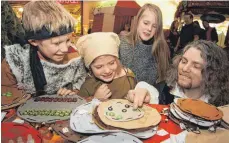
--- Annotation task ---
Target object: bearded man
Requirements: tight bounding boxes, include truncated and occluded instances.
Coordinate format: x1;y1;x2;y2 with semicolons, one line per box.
127;40;229;107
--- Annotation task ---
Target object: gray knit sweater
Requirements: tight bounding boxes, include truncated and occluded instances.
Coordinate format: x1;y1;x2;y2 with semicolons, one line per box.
4;44;87;94
119;38;158;85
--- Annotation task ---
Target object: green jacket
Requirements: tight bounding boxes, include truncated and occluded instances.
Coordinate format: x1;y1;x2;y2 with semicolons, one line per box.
79;69;136;99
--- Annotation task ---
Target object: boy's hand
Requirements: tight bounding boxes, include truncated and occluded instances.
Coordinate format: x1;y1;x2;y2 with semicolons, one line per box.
57;88;76;96
94;84;112;101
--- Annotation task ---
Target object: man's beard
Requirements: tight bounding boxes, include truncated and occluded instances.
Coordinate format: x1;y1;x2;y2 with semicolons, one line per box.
178;81;192;89
177;76;192;89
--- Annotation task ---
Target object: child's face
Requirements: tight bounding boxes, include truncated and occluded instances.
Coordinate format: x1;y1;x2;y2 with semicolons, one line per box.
90;55;118;82
137;9;157;41
31;33;72;64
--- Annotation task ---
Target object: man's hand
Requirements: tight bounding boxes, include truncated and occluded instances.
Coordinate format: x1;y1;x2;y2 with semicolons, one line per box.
94;84;112;101
57;88;76;96
126;88;150;109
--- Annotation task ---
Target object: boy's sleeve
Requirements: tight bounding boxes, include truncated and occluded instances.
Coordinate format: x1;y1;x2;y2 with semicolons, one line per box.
1;59;18;87
72;58;87;90
1;59;26;100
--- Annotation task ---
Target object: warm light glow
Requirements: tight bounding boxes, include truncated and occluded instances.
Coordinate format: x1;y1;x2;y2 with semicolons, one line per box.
97;0;117;7
135;0;228;47
18;7;23;12
136;1;228;35
136;0;180;29
208;20;229;47
209;21;229;35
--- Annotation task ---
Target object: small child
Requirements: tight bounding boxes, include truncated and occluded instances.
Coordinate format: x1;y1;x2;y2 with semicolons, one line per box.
77;32;136;101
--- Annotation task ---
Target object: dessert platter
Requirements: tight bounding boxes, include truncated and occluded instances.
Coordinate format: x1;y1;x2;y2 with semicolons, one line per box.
17;94;86;123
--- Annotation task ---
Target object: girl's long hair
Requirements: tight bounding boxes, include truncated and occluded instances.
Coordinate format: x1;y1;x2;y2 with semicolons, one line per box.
126;3;170;82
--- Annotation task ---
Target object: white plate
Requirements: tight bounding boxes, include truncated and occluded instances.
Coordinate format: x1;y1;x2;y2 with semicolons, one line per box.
70;99;157;139
78;132;143;143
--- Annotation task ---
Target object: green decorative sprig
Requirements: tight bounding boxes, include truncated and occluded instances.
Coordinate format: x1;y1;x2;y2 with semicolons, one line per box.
2;92;12;97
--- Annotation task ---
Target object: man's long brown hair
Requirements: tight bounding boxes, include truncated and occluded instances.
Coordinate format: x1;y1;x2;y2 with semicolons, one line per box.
166;40;229;106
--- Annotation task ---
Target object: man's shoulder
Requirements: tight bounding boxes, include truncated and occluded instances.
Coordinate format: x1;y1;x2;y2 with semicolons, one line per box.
120;36;131;46
180;25;188;33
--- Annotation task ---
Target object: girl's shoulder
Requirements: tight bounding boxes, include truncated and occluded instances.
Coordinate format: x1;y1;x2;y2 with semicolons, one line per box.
120;36;131;45
126;68;135;78
119;37;133;51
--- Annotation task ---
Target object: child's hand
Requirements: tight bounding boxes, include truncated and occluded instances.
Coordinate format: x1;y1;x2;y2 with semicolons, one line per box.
57;88;76;97
94;84;112;101
126;88;150;109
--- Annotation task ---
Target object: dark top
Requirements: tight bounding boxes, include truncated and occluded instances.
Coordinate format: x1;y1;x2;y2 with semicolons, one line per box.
224;46;229;61
180;23;197;49
205;27;218;43
194;27;206;40
154;81;174;105
168;30;180;47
